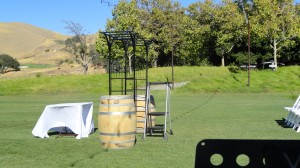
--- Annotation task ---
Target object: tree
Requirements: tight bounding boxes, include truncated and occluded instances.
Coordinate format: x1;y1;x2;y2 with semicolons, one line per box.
187;0;219;66
103;0;187;67
107;0;142;73
136;0;186;66
64;21;95;75
99;0;300;67
187;0;244;66
213;0;244;66
251;0;300;70
0;54;20;74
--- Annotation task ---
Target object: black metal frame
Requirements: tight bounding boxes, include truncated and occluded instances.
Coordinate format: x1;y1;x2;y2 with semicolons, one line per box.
195;139;300;167
101;31;151;100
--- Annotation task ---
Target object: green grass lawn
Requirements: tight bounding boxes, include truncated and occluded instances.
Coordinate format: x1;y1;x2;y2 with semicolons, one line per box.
0;66;299;167
0;92;298;168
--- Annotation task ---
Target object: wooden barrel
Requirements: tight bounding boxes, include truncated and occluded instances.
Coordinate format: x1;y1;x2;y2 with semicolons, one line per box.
136;95;156;133
99;95;136;149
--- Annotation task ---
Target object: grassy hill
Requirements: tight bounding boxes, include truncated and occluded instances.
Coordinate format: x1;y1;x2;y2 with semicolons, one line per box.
0;66;299;96
0;22;69;64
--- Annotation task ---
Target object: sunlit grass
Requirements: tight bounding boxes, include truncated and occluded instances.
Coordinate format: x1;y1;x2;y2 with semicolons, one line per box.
0;66;299;96
0;74;109;96
0;93;298;167
0;66;300;167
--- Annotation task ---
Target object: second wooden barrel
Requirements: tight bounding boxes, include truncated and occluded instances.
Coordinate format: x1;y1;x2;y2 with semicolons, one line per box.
99;95;136;149
136;95;156;133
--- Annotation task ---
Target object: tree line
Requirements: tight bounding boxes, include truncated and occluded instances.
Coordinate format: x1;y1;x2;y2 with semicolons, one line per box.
96;0;300;69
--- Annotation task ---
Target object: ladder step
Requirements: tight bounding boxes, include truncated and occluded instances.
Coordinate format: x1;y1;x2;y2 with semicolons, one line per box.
148;112;166;116
147;126;164;130
135;99;146;101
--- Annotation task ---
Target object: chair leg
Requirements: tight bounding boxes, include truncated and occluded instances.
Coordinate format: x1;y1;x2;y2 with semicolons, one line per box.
297;126;300;132
293;115;300;130
289;113;296;127
285;111;292;123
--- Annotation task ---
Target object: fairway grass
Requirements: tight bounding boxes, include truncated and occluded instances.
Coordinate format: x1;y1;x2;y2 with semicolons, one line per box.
0;92;299;167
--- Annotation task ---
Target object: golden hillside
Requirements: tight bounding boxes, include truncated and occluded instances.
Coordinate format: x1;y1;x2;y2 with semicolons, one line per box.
0;22;70;64
0;22;103;78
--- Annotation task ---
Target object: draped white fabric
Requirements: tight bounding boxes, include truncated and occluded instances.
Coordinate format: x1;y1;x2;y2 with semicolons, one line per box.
32;102;94;139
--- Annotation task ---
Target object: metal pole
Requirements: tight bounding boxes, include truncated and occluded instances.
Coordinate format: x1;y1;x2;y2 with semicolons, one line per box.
247;18;251;87
239;0;252;87
103;33;113;95
171;47;174;89
171;25;175;90
108;44;112;94
131;32;136;99
145;41;149;94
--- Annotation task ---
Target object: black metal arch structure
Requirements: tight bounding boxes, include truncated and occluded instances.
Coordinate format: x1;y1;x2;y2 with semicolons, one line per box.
102;31;151;99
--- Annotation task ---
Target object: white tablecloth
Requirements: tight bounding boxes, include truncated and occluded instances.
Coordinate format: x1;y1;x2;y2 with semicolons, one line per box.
32;102;94;139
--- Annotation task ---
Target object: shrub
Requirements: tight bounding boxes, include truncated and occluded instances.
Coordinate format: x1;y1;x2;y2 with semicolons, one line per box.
55;59;64;67
35;72;42;78
228;64;240;73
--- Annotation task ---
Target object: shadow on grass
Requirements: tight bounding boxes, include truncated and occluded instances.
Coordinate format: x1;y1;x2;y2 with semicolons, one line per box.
47;131;77;138
275;118;291;128
47;128;98;138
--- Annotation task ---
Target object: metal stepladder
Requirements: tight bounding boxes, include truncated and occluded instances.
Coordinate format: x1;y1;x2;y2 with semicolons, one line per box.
142;81;173;140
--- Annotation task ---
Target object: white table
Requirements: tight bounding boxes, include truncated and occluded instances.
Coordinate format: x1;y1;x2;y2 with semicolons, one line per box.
32;102;94;139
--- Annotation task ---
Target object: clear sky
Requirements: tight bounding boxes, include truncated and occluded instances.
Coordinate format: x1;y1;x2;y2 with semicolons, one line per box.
0;0;299;35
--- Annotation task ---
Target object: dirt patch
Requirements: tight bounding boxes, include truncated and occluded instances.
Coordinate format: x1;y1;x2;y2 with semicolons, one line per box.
0;65;106;79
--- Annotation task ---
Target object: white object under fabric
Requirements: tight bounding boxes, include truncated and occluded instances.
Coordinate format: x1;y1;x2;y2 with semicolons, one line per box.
32;102;94;139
